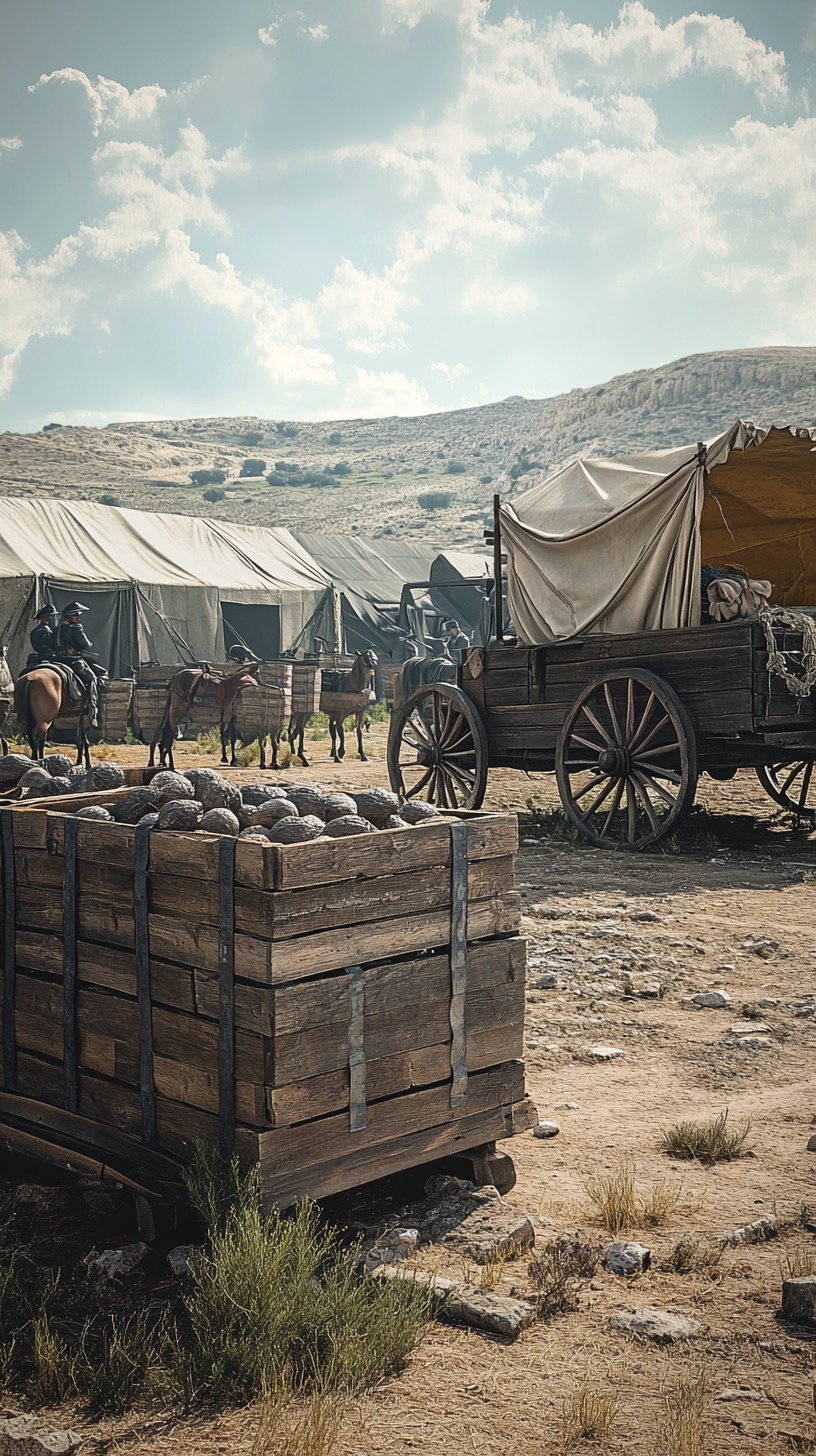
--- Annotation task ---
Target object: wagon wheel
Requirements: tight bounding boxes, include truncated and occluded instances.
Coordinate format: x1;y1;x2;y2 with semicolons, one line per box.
387;683;488;810
756;760;816;816
555;668;698;850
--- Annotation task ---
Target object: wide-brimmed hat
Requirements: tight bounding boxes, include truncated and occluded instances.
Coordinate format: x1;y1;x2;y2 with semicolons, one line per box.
61;601;89;615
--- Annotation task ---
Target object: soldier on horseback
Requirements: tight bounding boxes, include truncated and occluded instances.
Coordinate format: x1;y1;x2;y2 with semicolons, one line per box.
26;604;58;668
54;602;101;727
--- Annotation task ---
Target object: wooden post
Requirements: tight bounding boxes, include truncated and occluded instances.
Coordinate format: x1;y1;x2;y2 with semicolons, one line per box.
493;494;504;644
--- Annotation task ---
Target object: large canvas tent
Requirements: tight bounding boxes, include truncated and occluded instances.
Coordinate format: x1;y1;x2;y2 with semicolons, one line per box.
502;422;816;645
293;533;438;658
0;500;338;678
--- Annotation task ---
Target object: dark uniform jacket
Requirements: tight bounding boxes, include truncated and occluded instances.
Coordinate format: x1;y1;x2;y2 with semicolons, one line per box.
30;624;56;660
56;621;93;657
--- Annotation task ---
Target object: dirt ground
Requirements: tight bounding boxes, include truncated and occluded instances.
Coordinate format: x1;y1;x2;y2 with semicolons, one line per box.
4;726;816;1454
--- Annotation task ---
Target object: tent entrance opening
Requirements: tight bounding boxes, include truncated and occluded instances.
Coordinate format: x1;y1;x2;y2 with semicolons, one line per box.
221;602;280;660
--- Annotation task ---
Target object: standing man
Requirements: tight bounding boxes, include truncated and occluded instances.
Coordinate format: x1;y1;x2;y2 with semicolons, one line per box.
26;604;58;668
442;619;470;652
54;602;100;727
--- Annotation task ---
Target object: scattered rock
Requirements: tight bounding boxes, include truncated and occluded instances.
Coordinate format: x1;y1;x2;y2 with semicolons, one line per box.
635;981;662;998
744;937;778;958
757;997;779;1008
807;1135;816;1153
365;1228;420;1269
167;1244;201;1276
781;1275;816;1326
631;910;660;922
728;1021;772;1035
416;1177;534;1264
0;1414;84;1453
605;1241;651;1275
715;1388;765;1402
555;1101;579;1110
738;1034;772;1048
535;972;559;989
533;1121;561;1139
373;1266;536;1337
691;989;732;1008
722;1215;778;1246
89;1242;148;1279
609;1307;703;1342
587;1045;625;1060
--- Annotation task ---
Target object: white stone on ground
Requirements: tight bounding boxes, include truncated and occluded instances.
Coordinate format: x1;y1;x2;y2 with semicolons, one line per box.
606;1241;651;1275
691;989;732;1008
0;1415;84;1453
609;1307;703;1342
90;1242;148;1279
533;1121;561;1139
587;1045;625;1060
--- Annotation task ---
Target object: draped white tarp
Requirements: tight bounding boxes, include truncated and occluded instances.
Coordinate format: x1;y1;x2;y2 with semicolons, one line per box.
502;421;816;644
0;500;337;676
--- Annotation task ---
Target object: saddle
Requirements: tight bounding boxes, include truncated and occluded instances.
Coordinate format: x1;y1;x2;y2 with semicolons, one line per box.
24;660;86;704
185;667;257;713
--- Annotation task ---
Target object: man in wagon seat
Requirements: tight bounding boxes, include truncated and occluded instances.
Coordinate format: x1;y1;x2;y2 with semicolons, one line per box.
53;602;102;727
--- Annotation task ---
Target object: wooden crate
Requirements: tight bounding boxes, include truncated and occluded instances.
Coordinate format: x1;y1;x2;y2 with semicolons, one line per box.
291;663;321;718
0;793;533;1207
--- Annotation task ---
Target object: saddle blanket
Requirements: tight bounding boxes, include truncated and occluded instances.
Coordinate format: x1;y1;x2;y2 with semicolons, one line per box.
21;661;85;703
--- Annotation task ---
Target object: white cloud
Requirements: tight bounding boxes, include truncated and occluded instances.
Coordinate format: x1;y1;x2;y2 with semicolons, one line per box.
344;367;433;416
29;69;167;135
0;231;83;397
300;23;329;42
431;360;469;381
258;23;278;46
317;259;409;352
0;137;22;154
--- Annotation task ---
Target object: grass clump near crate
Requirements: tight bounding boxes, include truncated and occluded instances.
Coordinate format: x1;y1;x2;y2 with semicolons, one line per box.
584;1162;682;1234
668;1237;723;1276
782;1245;816;1278
661;1109;752;1164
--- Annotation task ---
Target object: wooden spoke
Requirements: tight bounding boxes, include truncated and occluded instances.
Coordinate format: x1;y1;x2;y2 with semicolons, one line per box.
633;766;676;811
630;772;659;833
403;766;434;800
604;681;622;746
799;762;814;810
641;764;683;786
576;775;618;822
626;777;637;843
570;731;607;754
635;742;683;760
580;702;614;746
625;677;634;741
627;691;656;753
600;778;625;840
630;712;671;757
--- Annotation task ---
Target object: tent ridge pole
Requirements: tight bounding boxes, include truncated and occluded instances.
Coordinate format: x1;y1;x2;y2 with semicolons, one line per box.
493;493;504;644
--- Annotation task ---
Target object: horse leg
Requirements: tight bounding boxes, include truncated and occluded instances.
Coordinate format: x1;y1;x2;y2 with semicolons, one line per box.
1;737;7;756
161;706;176;772
336;717;346;761
268;733;278;771
220;716;229;764
328;717;337;762
357;712;368;762
230;725;239;769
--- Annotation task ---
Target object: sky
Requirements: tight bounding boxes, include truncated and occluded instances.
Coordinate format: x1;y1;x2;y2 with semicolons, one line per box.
1;0;815;432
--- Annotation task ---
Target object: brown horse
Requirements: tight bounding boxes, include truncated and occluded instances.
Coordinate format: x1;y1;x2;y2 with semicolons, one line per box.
149;660;270;770
287;649;378;765
13;668;92;767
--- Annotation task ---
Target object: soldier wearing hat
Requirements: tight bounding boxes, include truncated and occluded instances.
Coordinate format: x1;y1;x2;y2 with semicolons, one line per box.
442;618;470;651
54;602;100;726
26;604;58;669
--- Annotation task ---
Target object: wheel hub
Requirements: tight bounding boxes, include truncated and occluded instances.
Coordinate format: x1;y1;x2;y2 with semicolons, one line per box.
416;745;438;767
598;744;631;776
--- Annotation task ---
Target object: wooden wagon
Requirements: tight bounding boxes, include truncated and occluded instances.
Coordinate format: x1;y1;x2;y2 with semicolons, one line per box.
388;426;816;849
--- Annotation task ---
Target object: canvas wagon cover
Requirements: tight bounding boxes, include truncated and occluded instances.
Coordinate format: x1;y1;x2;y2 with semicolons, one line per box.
502;421;816;644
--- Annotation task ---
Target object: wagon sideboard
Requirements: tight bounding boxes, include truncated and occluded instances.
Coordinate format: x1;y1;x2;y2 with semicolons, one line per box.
462;620;816;771
0;796;535;1208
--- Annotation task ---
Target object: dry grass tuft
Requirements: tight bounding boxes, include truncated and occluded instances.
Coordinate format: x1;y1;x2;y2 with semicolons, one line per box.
782;1245;816;1279
254;1385;343;1456
584;1165;640;1234
93;742;120;761
668;1237;723;1276
562;1385;619;1447
655;1371;709;1456
661;1109;752;1164
584;1162;682;1233
527;1238;601;1319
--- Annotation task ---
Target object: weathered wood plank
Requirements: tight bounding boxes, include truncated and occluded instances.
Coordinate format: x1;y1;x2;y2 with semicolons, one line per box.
267;1023;522;1127
271;814;516;891
261;1092;537;1209
258;1061;526;1177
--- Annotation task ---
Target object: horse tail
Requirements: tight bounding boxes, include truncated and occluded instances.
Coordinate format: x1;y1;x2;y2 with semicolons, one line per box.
22;677;35;747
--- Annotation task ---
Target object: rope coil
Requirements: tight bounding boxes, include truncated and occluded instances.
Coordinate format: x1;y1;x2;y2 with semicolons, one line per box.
758;605;816;699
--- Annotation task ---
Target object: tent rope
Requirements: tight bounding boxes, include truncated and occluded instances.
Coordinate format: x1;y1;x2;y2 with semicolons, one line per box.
758;605;816;700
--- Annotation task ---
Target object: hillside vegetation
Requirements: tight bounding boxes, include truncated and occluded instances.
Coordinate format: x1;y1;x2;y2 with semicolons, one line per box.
1;348;813;548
